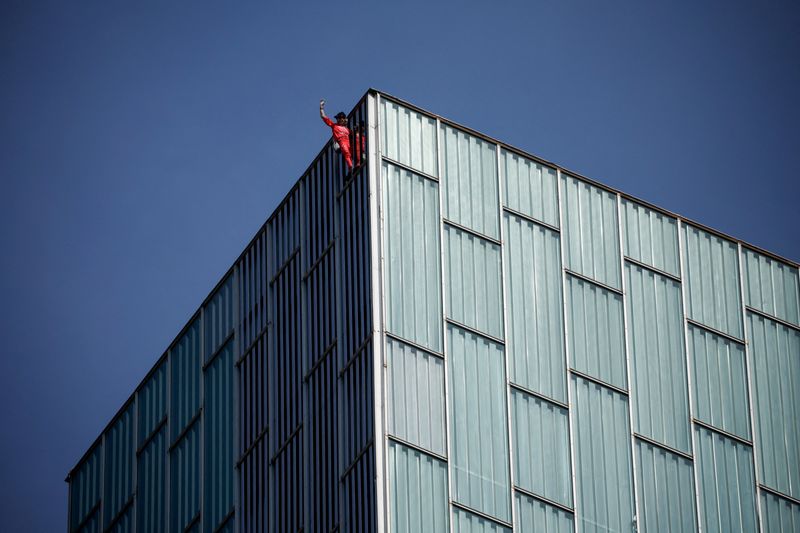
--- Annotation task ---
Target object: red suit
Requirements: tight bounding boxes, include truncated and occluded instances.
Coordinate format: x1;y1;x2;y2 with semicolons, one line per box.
322;116;352;169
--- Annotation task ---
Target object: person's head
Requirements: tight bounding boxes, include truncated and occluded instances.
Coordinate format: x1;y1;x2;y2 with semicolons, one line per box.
335;112;347;125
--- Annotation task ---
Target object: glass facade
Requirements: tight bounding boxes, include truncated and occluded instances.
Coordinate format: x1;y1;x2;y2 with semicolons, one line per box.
68;91;800;533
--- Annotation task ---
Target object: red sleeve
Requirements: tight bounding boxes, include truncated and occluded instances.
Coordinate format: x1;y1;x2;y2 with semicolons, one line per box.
322;116;334;127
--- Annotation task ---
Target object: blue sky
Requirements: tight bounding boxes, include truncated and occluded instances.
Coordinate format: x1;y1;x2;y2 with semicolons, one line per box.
1;1;798;530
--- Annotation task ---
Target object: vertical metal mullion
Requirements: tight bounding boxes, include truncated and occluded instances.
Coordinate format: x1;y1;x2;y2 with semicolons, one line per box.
495;143;516;528
677;218;705;532
332;137;345;531
199;306;205;533
166;347;172;533
369;93;389;533
132;390;139;533
100;433;106;530
556;169;579;533
233;264;241;533
737;242;765;533
67;467;73;532
435;117;455;533
616;193;641;533
301;177;311;532
266;222;275;533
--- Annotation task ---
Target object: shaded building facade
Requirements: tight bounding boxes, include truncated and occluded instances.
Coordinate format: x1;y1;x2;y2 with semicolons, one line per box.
68;90;800;532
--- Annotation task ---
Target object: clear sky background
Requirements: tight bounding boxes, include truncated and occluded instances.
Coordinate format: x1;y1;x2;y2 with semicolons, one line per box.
1;1;798;530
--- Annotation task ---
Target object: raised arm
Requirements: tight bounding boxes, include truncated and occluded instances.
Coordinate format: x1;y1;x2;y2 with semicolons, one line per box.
320;99;333;126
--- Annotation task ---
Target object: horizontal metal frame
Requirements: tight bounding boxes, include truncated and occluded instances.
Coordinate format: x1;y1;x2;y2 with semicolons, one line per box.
513;485;574;515
569;367;629;397
442;218;502;247
693;417;753;447
624;255;681;283
633;432;693;461
508;381;569;410
338;334;372;378
381;156;439;183
168;407;203;453
269;423;302;465
269;246;300;285
74;500;100;533
234;321;270;368
183;511;201;533
685;318;745;345
212;507;235;533
235;426;268;469
103;494;134;533
450;501;512;530
202;332;235;372
335;163;369;201
445;317;505;346
136;415;168;457
386;434;448;463
372;89;799;269
759;483;800;506
303;339;337;382
385;331;444;360
339;439;374;482
502;205;560;234
302;239;335;281
564;268;623;296
746;306;800;332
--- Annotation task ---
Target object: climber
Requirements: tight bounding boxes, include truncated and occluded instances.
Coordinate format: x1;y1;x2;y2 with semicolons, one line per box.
319;99;352;170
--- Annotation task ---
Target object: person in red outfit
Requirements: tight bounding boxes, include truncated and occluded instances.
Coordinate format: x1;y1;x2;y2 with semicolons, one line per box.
354;121;366;166
319;100;352;169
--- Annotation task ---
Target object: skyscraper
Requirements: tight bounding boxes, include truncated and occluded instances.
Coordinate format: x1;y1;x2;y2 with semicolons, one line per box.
67;89;800;533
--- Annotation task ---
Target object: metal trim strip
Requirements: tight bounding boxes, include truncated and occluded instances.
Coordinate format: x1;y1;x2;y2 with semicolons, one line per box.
235;426;268;469
693;418;753;448
568;368;629;397
302;339;337;382
513;486;575;514
202;332;235;372
168;408;202;454
337;334;371;378
677;218;704;531
738;242;766;532
386;435;448;463
268;247;300;286
624;255;681;283
136;415;168;457
444;318;505;346
502;206;560;234
212;507;235;533
74;500;101;533
686;318;745;345
301;239;335;281
339;439;374;482
381;156;439;183
508;382;570;410
102;495;134;533
385;331;444;360
442;218;503;247
617;193;641;532
268;423;302;465
746;305;800;332
759;484;800;506
556;168;580;533
450;501;513;529
564;269;624;296
633;433;694;461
